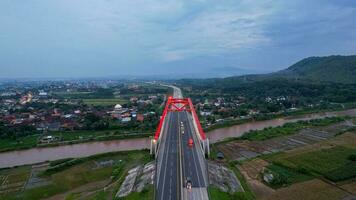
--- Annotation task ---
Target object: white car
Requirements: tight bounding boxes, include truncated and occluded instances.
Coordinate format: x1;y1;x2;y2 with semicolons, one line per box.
186;177;192;190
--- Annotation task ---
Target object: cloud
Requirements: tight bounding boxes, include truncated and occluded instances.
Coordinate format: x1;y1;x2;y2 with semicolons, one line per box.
0;0;356;77
151;1;276;62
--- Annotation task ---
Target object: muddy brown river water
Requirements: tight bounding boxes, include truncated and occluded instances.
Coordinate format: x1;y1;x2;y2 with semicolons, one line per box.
0;109;355;169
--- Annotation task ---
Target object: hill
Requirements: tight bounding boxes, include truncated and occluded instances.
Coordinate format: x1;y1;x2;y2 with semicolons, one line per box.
273;55;356;83
216;55;356;85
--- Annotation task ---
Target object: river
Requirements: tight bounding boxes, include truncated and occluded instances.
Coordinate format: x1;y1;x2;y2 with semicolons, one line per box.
0;138;150;169
0;109;355;169
208;109;356;143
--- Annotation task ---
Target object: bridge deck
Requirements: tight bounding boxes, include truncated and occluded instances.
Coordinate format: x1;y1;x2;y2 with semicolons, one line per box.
155;86;208;200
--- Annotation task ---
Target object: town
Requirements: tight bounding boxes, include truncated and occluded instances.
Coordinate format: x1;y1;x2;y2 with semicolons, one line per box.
0;81;167;150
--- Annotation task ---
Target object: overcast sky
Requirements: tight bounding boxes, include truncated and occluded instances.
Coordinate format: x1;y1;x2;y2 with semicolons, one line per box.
1;0;356;78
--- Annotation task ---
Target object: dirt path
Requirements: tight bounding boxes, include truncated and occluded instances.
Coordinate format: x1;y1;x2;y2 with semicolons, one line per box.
237;164;274;199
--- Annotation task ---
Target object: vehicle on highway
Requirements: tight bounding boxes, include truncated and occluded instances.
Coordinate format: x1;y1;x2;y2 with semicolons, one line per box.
186;177;192;190
188;138;194;147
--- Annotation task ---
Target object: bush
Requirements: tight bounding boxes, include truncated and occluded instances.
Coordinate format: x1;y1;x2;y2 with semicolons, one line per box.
43;158;87;175
348;154;356;161
112;162;124;179
49;158;73;167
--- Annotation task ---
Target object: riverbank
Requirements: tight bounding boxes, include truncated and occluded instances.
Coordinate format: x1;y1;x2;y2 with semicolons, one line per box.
0;131;151;153
0;138;150;169
0;108;355;169
0;150;152;200
204;104;356;133
207;108;356;143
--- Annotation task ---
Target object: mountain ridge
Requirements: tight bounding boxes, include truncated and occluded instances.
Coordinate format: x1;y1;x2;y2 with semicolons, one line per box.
221;55;356;84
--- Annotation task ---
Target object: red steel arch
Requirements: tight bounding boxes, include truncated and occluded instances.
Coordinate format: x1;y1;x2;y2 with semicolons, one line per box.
154;97;206;140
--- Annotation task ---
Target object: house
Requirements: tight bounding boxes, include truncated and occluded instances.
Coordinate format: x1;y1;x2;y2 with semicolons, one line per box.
136;114;144;122
130;97;138;102
263;173;274;183
38;90;48;97
40;135;56;143
216;152;224;159
114;104;123;111
200;111;212;116
121;117;131;123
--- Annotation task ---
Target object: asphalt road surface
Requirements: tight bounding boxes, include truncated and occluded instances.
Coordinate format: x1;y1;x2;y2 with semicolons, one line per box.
155;85;208;200
156;112;181;200
180;111;209;200
180;111;208;188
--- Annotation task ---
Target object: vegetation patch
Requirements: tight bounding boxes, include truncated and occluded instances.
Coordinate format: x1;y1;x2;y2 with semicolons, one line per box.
263;164;311;188
0;150;152;200
82;98;128;106
325;162;356;182
241;116;347;141
208;186;253;200
270;146;356;182
116;185;154;200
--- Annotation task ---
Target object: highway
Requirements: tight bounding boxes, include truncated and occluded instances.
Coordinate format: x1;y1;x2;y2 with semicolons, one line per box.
155;85;208;200
156;112;180;200
180;111;209;199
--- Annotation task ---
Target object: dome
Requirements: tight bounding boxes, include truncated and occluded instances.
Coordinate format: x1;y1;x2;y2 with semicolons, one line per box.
114;104;122;109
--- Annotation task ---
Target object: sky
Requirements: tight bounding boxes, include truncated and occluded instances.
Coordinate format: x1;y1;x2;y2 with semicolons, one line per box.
0;0;356;78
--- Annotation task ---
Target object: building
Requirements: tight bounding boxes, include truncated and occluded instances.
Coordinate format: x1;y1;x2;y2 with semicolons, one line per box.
136;114;144;122
121;117;131;123
114;104;123;111
263;173;274;183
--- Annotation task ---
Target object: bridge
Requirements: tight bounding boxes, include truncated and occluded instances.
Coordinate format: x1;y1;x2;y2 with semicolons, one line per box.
151;86;210;200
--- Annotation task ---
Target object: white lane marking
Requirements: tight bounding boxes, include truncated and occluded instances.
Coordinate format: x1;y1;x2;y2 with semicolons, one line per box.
156;113;171;188
186;112;206;184
160;113;173;200
185;112;206;199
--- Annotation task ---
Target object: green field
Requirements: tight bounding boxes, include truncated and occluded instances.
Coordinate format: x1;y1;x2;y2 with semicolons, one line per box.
269;146;356;182
118;185;154;200
264;164;311;188
82;98;128;106
0;130;150;152
208;186;233;200
208;186;253;200
0;135;39;152
48;130;114;141
0;150;152;200
241;116;347;141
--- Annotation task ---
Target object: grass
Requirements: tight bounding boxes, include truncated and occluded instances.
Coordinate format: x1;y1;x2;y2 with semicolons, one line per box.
0;135;39;152
264;164;311;188
326;162;356;182
0;150;152;200
208;186;233;200
116;185;154;200
241;116;347;141
48;130;113;141
88;191;109;200
228;162;255;200
82;98;128;106
0;130;150;152
204;105;356;133
208;185;255;200
268;146;356;182
0;166;31;185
